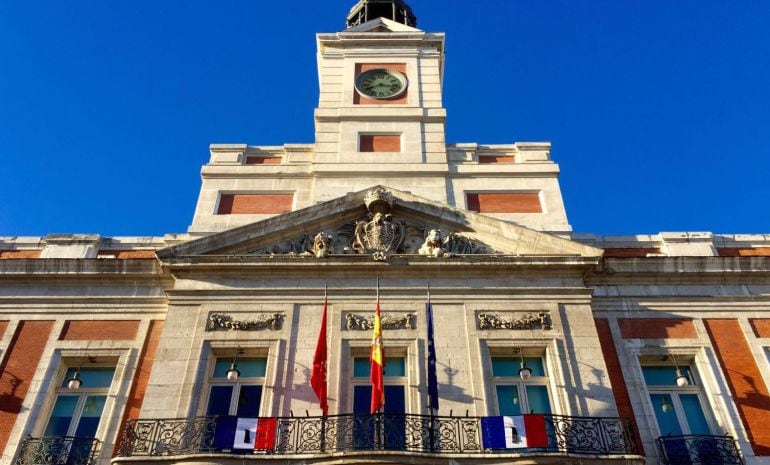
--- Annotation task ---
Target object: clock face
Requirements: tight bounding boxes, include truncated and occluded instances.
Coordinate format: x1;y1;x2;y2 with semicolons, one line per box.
355;68;408;100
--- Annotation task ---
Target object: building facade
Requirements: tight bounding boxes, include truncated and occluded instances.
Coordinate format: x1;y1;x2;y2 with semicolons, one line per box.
2;2;770;465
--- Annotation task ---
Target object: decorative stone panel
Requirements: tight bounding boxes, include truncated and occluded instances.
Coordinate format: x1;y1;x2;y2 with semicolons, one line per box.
345;312;416;331
476;312;552;330
206;312;284;331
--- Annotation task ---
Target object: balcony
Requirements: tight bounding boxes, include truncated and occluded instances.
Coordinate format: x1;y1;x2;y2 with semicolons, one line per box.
14;436;101;465
116;413;641;464
658;434;743;465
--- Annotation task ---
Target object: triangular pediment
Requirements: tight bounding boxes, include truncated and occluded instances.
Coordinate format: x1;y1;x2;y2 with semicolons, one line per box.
344;17;423;33
157;186;601;261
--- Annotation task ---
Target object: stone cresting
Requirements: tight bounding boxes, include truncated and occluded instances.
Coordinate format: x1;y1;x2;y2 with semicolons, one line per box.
250;188;494;259
477;312;552;330
345;312;416;330
206;313;284;331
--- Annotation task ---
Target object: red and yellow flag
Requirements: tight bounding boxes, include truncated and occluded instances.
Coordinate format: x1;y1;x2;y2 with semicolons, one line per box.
370;295;385;413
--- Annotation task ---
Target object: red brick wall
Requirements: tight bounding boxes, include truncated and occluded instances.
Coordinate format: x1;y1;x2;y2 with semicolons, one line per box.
718;248;770;257
217;194;293;215
359;134;401;152
245;156;282;165
59;320;140;341
750;319;770;338
0;321;7;339
96;250;156;259
0;250;41;259
705;319;770;455
594;318;645;455
114;320;164;456
354;63;408;105
0;321;54;455
466;193;542;213
603;248;662;258
479;155;515;163
618;318;698;339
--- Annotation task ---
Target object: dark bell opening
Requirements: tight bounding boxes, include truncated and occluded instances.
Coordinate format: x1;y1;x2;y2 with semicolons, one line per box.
346;0;417;28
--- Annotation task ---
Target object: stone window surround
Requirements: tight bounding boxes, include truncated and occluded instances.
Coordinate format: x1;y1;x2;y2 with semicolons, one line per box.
201;344;272;418
30;348;130;443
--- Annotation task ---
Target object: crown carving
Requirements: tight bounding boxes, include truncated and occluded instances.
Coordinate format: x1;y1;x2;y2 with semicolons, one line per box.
364;187;394;214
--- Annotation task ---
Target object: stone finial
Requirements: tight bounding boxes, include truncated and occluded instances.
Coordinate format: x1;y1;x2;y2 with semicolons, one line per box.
364;187;394;215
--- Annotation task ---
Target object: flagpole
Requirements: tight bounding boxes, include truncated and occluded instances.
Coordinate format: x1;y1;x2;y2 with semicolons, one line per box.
321;283;327;452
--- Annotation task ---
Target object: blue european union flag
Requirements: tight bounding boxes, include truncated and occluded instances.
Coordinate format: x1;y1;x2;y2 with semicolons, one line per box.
426;302;439;412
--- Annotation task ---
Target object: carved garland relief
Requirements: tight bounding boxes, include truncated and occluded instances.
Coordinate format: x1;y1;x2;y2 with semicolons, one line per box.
207;313;284;331
345;312;416;331
476;312;552;331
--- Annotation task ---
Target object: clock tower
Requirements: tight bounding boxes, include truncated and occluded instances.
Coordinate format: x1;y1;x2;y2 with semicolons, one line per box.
311;0;449;205
190;0;572;235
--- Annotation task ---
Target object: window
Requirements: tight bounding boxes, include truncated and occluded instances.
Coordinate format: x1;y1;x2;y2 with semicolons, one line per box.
491;354;552;415
206;357;266;417
642;364;713;436
44;366;115;438
351;356;407;450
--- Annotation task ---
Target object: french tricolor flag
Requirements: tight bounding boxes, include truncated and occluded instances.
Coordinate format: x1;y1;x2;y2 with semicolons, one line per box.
481;415;549;449
213;417;277;451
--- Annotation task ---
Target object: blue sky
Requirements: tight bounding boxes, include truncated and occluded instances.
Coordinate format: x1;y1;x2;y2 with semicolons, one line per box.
1;1;769;236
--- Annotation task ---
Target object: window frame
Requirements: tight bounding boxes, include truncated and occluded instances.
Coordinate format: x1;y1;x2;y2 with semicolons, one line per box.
350;349;408;413
489;348;553;416
640;359;716;436
205;354;268;417
43;364;116;438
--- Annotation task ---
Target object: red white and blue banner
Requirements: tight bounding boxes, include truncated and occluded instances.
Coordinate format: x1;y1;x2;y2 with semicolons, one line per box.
481;415;549;449
214;416;277;451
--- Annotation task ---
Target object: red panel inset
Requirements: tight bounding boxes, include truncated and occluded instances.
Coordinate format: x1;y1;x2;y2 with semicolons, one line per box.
594;318;645;455
60;320;140;341
114;320;165;456
618;318;698;339
466;193;542;213
603;248;662;258
217;194;293;215
705;319;770;455
750;319;770;338
718;248;770;257
359;134;401;152
479;155;515;164
245;157;282;165
0;321;54;455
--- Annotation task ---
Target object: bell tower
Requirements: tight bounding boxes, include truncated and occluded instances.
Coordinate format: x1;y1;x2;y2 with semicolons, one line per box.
311;0;449;204
346;0;417;28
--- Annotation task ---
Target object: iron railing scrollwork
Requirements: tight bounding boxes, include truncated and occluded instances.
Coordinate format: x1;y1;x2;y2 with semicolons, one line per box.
546;415;637;455
118;416;218;456
658;434;743;465
119;413;638;457
14;436;101;465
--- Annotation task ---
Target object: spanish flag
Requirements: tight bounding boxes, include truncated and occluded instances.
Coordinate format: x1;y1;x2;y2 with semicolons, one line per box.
370;293;385;413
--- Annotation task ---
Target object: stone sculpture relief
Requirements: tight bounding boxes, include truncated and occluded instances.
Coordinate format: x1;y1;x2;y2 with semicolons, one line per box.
207;312;284;331
249;187;494;259
346;312;416;330
477;312;552;331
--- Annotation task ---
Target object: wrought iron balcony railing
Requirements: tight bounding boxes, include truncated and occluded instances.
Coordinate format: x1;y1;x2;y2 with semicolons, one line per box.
14;435;101;465
119;413;638;457
658;434;743;465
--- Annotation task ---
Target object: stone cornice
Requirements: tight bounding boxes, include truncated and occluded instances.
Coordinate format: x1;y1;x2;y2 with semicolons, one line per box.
588;256;770;283
0;258;164;277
